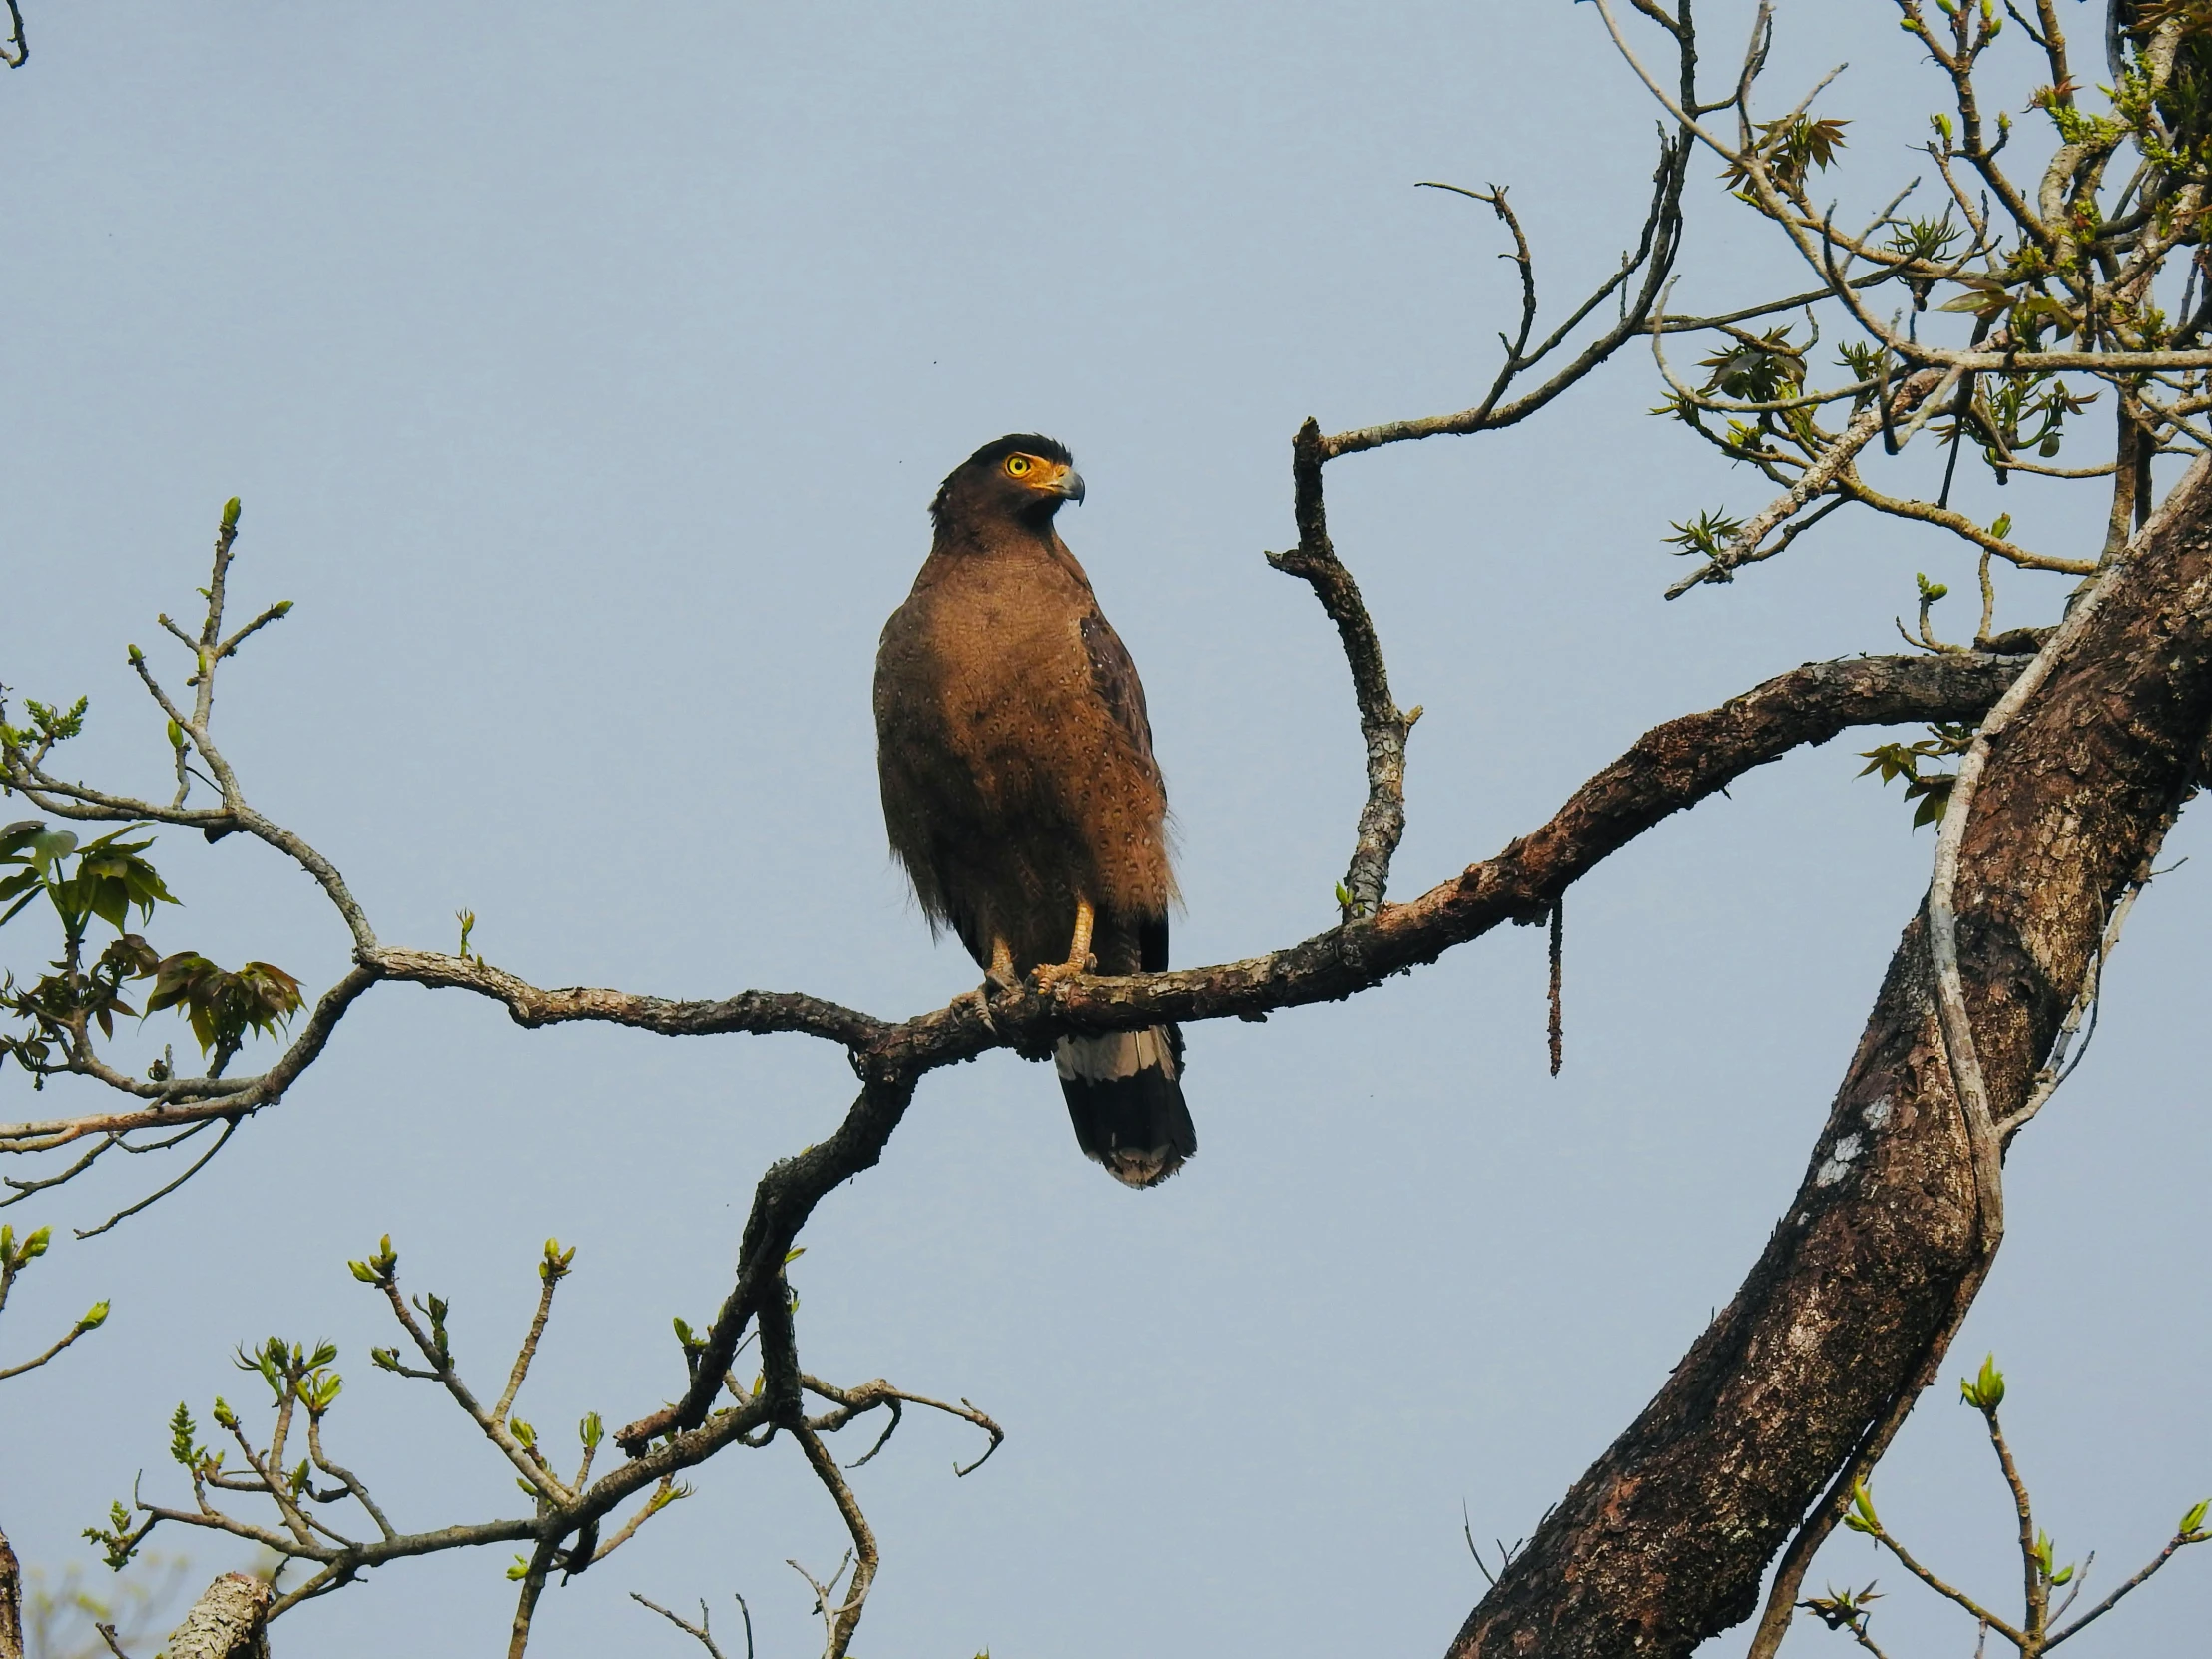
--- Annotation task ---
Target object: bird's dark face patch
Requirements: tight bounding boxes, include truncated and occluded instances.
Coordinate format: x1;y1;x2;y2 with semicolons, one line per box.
931;433;1085;532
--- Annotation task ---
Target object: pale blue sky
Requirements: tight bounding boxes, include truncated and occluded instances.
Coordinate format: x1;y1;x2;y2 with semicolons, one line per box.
1;4;2204;1655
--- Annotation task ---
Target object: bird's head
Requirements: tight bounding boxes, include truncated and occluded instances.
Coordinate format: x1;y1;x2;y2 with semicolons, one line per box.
930;433;1085;534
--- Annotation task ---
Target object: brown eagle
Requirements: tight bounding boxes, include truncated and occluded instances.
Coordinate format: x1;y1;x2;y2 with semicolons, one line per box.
874;434;1195;1187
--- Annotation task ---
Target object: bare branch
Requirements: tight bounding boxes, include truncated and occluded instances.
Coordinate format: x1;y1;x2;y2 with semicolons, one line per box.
632;1593;750;1659
1265;419;1418;917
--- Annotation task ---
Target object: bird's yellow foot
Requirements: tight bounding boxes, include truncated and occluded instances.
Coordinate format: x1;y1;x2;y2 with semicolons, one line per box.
960;938;1021;1027
1030;900;1095;991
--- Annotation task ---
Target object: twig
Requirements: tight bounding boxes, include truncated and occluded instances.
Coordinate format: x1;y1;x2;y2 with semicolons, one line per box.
74;1119;239;1240
632;1593;751;1659
1546;899;1564;1077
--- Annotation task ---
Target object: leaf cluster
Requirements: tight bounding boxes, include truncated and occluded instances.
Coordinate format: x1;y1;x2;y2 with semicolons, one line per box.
1957;371;2096;464
0;693;88;762
0;818;303;1076
0;933;158;1077
1859;721;1977;828
239;1334;343;1416
143;952;303;1059
1698;327;1807;402
1797;1579;1881;1633
1721;115;1849;196
0;820;176;935
1663;509;1747;562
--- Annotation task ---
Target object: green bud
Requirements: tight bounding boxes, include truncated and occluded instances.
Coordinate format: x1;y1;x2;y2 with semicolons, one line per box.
1975;1354;2004;1410
221;497;241;530
80;1301;109;1330
1845;1480;1881;1536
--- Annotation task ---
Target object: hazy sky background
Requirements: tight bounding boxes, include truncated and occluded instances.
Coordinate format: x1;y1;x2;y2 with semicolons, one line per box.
2;4;2205;1656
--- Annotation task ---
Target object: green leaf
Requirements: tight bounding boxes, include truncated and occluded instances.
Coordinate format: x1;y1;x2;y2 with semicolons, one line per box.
1845;1480;1881;1536
1976;1353;2005;1410
29;829;77;878
2180;1498;2209;1536
1663;509;1746;561
169;1403;200;1467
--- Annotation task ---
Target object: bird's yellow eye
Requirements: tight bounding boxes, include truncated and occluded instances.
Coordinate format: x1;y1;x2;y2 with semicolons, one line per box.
1005;455;1033;477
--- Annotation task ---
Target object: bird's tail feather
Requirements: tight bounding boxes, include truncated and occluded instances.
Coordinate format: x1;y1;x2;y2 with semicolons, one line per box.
1055;1025;1194;1188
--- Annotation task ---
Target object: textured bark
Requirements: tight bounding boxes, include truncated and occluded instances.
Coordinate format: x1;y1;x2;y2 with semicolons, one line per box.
1446;460;2212;1658
165;1573;273;1659
0;1525;21;1659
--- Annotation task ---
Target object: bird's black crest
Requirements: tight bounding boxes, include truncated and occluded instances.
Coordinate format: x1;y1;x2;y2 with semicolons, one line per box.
966;432;1072;470
930;433;1075;521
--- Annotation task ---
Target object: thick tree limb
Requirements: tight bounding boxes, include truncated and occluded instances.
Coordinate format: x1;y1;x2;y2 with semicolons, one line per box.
377;652;2033;1077
0;1526;21;1659
163;1574;272;1659
971;649;2035;1043
1444;457;2212;1659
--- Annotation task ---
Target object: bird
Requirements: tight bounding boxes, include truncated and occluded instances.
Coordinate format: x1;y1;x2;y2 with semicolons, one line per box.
873;434;1196;1188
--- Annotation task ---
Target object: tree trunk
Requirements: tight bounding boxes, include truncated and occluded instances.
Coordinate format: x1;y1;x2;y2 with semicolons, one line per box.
1448;457;2212;1659
164;1573;273;1659
0;1525;22;1659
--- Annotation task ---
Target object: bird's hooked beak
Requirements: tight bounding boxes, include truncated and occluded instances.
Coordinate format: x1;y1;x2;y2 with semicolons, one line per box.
1050;464;1086;504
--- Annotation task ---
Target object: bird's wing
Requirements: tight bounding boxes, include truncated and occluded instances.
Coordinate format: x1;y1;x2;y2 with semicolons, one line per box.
1079;609;1158;766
